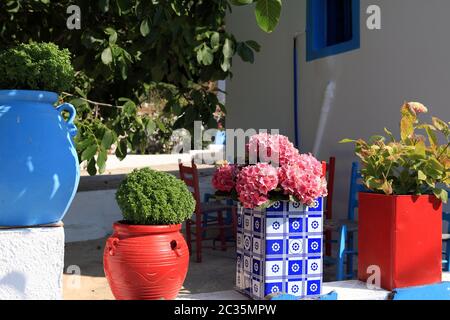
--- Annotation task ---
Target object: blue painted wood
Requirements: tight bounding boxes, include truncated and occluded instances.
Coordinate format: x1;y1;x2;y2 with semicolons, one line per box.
392;282;450;300
269;294;299;301
443;210;450;272
345;162;365;278
203;193;234;241
293;36;300;148
347;162;360;221
268;291;338;301
336;225;347;281
202;193;214;238
319;291;338;300
324;162;363;281
306;0;360;61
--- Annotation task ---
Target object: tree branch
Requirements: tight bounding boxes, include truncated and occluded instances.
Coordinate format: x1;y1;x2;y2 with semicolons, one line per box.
62;92;123;109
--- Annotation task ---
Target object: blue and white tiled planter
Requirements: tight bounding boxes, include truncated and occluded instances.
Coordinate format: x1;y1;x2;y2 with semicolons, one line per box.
236;199;323;300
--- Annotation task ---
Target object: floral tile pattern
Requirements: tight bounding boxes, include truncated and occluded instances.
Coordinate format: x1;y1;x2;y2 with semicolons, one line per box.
236;199;323;300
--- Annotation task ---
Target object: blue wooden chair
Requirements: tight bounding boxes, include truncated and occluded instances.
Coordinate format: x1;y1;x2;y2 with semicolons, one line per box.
442;208;450;272
203;130;229;237
203;193;235;246
345;162;368;278
324;162;365;281
179;160;237;262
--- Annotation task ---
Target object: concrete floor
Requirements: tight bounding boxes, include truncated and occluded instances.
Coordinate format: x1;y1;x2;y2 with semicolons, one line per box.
64;161;267;299
63;237;238;300
63;236;337;300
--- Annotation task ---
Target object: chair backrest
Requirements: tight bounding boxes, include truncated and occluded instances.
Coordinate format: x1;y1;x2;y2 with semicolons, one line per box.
347;161;366;221
444;190;450;233
322;157;336;220
443;212;450;234
178;159;201;214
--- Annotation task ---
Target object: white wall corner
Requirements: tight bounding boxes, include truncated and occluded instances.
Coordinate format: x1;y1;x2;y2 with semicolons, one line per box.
0;226;64;300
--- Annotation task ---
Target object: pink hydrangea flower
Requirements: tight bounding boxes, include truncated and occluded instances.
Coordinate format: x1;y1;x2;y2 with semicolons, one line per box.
236;163;279;209
247;133;300;167
212;134;328;209
212;164;237;193
278;153;328;207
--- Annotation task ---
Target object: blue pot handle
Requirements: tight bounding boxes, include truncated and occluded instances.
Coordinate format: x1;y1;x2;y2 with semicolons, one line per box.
57;103;78;137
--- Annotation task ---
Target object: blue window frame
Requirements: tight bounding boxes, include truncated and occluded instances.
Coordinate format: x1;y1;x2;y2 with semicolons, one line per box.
306;0;360;61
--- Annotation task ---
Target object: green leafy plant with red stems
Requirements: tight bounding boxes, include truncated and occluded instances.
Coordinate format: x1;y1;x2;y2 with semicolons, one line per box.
341;102;450;203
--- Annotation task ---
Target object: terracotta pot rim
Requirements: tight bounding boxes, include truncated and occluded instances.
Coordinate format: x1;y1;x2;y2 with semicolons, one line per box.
113;221;182;234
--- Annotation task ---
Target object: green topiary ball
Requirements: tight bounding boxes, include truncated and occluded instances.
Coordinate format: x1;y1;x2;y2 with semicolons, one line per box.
0;42;75;93
116;168;196;225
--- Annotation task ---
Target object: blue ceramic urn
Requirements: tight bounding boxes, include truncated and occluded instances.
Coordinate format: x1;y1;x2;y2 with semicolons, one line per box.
0;90;80;226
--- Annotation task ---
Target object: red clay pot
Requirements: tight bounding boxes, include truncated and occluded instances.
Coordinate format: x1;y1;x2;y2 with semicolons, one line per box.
103;222;189;300
358;193;442;291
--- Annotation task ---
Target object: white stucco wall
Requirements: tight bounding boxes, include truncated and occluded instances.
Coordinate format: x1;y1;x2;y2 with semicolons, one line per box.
0;227;64;300
64;175;216;243
226;0;304;139
64;190;122;243
227;0;450;218
82;150;224;173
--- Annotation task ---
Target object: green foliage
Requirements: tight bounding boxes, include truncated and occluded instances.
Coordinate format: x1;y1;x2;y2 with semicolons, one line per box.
341;102;450;203
146;113;178;155
0;42;74;92
255;0;282;33
116;168;196;225
0;1;252;175
0;1;281;175
231;0;283;33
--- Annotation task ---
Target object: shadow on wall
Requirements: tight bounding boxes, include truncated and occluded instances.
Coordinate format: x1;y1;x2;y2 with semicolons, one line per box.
0;271;27;299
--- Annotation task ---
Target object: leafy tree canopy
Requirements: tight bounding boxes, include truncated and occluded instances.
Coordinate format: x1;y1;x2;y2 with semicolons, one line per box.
0;0;282;175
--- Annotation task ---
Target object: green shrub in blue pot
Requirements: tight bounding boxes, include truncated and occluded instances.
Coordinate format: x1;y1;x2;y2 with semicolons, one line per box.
0;42;80;226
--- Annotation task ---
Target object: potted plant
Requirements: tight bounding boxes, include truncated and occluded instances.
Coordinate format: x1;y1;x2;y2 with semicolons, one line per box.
212;133;328;299
103;168;196;300
0;42;79;227
342;102;449;290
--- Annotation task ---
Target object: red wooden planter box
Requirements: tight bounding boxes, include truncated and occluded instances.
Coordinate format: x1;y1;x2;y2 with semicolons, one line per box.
358;193;442;291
